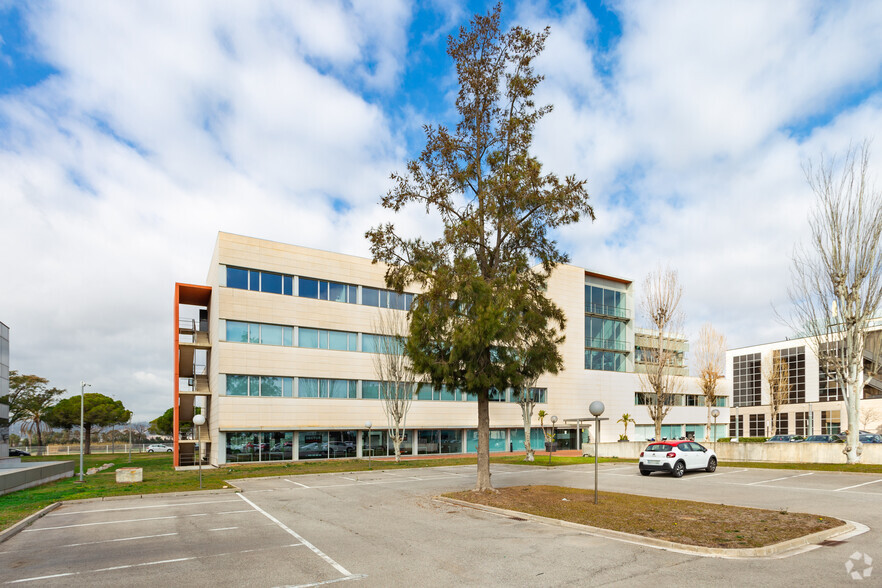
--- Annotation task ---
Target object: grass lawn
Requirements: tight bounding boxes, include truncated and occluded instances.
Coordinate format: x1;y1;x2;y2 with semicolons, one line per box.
718;460;882;474
445;485;842;549
0;452;629;532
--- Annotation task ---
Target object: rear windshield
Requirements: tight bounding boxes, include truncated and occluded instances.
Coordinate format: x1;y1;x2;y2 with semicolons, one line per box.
645;444;669;452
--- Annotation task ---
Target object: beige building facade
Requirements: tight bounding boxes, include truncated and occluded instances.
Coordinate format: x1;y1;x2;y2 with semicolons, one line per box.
173;233;729;467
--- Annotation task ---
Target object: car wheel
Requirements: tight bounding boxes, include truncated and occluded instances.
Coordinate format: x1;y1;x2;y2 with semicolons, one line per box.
672;461;685;478
706;457;717;472
166;448;172;452
640;469;651;476
147;449;154;453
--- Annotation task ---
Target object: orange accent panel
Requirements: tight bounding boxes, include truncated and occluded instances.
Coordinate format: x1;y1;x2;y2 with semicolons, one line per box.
584;270;631;286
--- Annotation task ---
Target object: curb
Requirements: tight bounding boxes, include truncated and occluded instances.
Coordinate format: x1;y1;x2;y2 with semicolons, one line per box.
55;486;241;504
0;502;61;545
435;496;855;559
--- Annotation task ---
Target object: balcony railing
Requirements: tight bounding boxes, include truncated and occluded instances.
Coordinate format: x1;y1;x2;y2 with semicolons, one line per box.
585;303;631;320
585;339;629;352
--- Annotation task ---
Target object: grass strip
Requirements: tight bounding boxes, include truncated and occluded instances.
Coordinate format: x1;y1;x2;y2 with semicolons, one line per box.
445;485;842;548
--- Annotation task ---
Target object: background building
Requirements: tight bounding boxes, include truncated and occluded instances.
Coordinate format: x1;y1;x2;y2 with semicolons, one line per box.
173;233;729;466
727;327;882;438
1;321;8;458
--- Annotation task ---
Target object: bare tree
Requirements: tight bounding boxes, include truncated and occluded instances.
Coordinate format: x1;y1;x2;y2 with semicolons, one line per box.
514;379;539;462
693;323;726;442
638;267;686;441
789;140;882;463
371;310;417;463
860;406;881;433
764;352;791;436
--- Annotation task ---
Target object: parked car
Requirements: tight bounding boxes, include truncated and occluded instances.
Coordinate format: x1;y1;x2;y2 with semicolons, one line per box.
146;444;172;452
765;435;804;443
8;448;30;456
802;435;842;443
834;431;882;444
638;440;717;478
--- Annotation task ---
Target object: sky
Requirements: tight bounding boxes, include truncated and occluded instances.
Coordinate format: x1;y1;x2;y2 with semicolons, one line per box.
2;0;882;422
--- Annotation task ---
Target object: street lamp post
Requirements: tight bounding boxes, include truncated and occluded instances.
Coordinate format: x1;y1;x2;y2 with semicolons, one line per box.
733;405;740;443
365;421;373;470
193;414;206;489
78;381;91;482
548;415;558;465
711;409;720;444
127;414;133;464
589;401;605;505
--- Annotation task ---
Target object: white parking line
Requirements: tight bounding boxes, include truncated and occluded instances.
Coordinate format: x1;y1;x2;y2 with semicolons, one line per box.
339;476;357;481
47;499;241;516
746;472;814;486
238;494;356;579
834;478;882;492
285;479;310;488
694;468;748;478
209;527;239;532
23;510;257;532
62;532;178;548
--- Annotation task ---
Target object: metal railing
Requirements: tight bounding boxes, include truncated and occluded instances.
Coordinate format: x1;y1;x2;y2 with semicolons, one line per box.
10;443;172;456
585;303;631;319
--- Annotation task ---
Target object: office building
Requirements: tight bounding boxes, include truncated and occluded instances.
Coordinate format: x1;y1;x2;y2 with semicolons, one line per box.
1;321;8;459
173;233;729;466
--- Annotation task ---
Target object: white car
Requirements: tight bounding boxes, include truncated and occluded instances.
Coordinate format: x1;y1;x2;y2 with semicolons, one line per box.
638;440;717;477
147;444;172;453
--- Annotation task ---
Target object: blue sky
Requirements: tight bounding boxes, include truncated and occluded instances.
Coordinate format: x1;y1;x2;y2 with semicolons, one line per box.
2;0;882;421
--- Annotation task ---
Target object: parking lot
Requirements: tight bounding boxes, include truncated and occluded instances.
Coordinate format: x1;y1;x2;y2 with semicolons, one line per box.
1;463;880;586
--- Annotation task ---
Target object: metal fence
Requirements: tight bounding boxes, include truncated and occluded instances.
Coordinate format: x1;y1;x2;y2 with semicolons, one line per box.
11;444;173;456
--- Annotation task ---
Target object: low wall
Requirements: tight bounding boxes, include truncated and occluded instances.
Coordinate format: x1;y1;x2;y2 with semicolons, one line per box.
0;461;75;496
582;441;882;465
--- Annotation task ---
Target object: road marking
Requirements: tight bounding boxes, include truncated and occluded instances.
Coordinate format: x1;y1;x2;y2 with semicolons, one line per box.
61;532;178;547
24;510;255;532
5;572;77;584
282;575;368;588
692;468;748;479
285;479;310;488
209;527;239;531
834;478;882;492
238;493;355;578
47;499;241;516
746;472;813;486
94;557;194;572
339;476;357;481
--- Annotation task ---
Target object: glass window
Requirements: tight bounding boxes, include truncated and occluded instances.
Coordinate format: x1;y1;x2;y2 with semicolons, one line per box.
328;379;351;398
405;293;414;311
299;328;319;348
439;430;462;453
329;431;358;457
227;267;249;290
299;378;320;398
329;282;347;303
226;375;248;396
260;376;283;397
379;290;388;308
362;381;380;399
417;384;434;401
418;429;440;454
348;285;358;304
362;287;380;307
283;378;293;397
283;275;293;296
299;431;328;460
389;291;405;310
299;278;319;299
328;330;351;351
261;272;283;294
226;321;249;342
248;376;260;396
261;324;283;346
248;323;260;344
249;271;260;291
319;281;328;300
440;386;456;401
362;334;378;353
283;326;293;347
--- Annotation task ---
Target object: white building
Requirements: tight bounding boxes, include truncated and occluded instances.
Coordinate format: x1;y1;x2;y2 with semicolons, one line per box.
172;233;729;466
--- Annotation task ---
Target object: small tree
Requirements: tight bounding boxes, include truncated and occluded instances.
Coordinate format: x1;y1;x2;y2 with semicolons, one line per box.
371;311;417;463
789;140;882;463
693;323;726;442
514;379;539;461
860;406;881;433
617;413;636;441
45;393;132;454
638;267;686;441
764;352;791;436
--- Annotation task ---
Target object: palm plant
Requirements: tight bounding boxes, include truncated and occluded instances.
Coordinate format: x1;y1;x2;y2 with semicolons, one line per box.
617;413;636;441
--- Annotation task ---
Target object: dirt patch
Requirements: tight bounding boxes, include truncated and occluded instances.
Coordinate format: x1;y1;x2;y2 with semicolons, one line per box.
444;485;842;548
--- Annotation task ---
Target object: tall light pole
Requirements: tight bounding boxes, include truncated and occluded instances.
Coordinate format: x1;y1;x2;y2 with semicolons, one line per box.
78;381;91;482
127;413;133;464
711;408;720;444
365;421;372;470
548;415;558;465
193;413;206;489
589;401;605;505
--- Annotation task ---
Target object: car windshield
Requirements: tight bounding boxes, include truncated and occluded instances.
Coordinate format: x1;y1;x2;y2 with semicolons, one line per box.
645;444;670;452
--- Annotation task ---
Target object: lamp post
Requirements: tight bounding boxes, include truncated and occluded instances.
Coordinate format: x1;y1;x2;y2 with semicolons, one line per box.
733;404;739;443
127;414;132;464
78;381;91;482
548;415;558;465
365;421;372;470
193;413;206;489
589;401;605;505
807;402;813;436
711;409;720;444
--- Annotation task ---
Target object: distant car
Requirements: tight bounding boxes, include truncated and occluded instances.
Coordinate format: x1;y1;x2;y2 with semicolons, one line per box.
638;440;717;478
834;432;882;444
803;435;842;443
146;444;172;452
8;448;30;456
765;435;804;443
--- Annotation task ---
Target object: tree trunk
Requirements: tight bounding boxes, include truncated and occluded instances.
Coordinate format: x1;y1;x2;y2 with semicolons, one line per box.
393;436;402;463
844;370;863;464
521;400;534;462
476;394;493;491
84;424;92;455
705;404;712;442
36;422;43;448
